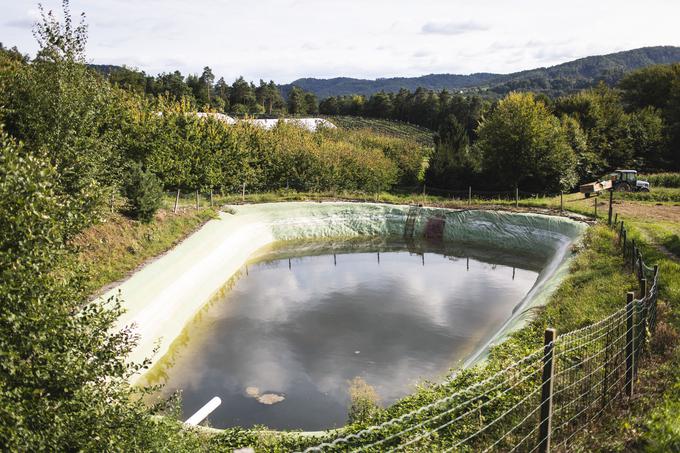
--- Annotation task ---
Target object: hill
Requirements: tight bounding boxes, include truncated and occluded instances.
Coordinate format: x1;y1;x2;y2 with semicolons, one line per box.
281;46;680;98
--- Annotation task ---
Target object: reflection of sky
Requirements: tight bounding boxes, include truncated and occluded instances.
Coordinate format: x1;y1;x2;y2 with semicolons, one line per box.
159;249;538;430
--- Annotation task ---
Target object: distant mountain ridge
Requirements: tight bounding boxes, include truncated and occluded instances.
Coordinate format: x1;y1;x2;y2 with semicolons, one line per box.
281;46;680;98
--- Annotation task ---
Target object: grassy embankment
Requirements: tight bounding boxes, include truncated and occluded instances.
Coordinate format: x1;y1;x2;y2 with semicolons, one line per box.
75;206;217;295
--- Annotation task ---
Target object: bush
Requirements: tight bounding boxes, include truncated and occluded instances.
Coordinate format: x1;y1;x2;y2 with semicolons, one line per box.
347;377;381;425
123;165;164;222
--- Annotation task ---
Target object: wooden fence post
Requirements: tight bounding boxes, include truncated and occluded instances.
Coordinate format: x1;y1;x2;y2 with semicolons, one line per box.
594;195;598;217
538;328;556;453
515;187;519;208
608;189;613;225
174;188;180;214
630;240;636;270
602;327;611;410
468;186;472;206
622;230;627;259
652;265;659;332
614;213;618;226
640;278;648;362
625;291;635;398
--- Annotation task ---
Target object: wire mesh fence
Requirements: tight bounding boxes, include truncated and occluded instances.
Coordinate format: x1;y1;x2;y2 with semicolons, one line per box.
300;217;660;452
391;185;558;203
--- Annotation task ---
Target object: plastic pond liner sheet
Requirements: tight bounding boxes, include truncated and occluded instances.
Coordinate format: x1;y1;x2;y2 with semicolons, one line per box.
103;202;587;396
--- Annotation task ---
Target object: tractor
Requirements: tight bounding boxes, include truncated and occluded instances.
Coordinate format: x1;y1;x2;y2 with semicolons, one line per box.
580;170;650;198
611;170;650;192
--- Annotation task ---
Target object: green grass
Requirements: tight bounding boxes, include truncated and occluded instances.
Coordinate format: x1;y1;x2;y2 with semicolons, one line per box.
616;187;680;202
563;208;680;451
75;208;217;295
640;172;680;188
327;116;435;147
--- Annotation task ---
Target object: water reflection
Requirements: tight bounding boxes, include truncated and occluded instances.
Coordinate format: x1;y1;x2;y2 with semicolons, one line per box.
152;240;541;430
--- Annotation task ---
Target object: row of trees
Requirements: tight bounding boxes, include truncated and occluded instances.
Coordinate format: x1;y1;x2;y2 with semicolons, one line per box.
105;65;320;116
315;73;678;192
425;79;678;192
319;88;488;131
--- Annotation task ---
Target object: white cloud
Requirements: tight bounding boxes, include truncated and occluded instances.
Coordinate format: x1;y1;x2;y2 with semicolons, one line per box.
421;20;488;35
1;0;679;83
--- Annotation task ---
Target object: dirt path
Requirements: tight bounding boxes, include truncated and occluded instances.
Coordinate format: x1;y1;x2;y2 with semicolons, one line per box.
610;200;680;222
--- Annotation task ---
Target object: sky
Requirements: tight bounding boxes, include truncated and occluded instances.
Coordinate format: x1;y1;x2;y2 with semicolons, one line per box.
2;0;679;84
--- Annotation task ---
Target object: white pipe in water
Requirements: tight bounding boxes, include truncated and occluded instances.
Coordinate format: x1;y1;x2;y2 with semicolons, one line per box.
185;396;222;426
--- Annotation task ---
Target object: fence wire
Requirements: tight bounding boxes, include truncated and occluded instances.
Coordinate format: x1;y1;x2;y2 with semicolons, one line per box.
300;217;660;452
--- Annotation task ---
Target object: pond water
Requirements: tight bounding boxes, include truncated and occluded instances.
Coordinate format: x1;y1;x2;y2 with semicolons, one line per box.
150;240;543;430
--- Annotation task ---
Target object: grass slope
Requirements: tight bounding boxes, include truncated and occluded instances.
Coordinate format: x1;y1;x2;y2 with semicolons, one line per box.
74;208;216;295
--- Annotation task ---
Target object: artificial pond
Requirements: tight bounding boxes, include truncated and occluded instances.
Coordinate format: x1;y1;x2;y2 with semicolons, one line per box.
105;202;586;430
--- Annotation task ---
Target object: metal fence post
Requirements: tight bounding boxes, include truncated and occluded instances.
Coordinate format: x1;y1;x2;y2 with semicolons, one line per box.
468;186;472;206
594;195;598;217
608;189;613;225
174;188;180;213
560;191;563;212
515;187;519;208
538;328;556;453
625;292;635;398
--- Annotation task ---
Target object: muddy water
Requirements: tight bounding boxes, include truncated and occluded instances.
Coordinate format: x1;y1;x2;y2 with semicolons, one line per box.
151;240;542;430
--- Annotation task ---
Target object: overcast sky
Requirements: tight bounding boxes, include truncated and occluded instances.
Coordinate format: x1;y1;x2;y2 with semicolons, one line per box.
2;0;679;84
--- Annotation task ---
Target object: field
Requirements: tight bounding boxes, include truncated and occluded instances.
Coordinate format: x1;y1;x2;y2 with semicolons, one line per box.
327;116;435;147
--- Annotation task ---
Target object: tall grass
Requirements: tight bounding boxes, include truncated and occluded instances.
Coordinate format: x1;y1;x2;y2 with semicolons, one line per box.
641;173;680;188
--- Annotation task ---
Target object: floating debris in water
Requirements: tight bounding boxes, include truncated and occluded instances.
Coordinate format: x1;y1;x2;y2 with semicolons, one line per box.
257;393;285;405
245;386;285;405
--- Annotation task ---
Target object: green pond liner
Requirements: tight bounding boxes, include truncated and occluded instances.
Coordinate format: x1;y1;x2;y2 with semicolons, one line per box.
103;202;587;390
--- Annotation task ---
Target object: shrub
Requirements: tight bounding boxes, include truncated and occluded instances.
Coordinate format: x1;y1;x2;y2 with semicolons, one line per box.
123;164;164;223
347;376;381;425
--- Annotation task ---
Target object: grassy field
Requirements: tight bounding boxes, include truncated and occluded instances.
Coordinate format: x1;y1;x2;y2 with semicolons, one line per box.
327;116;435;147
